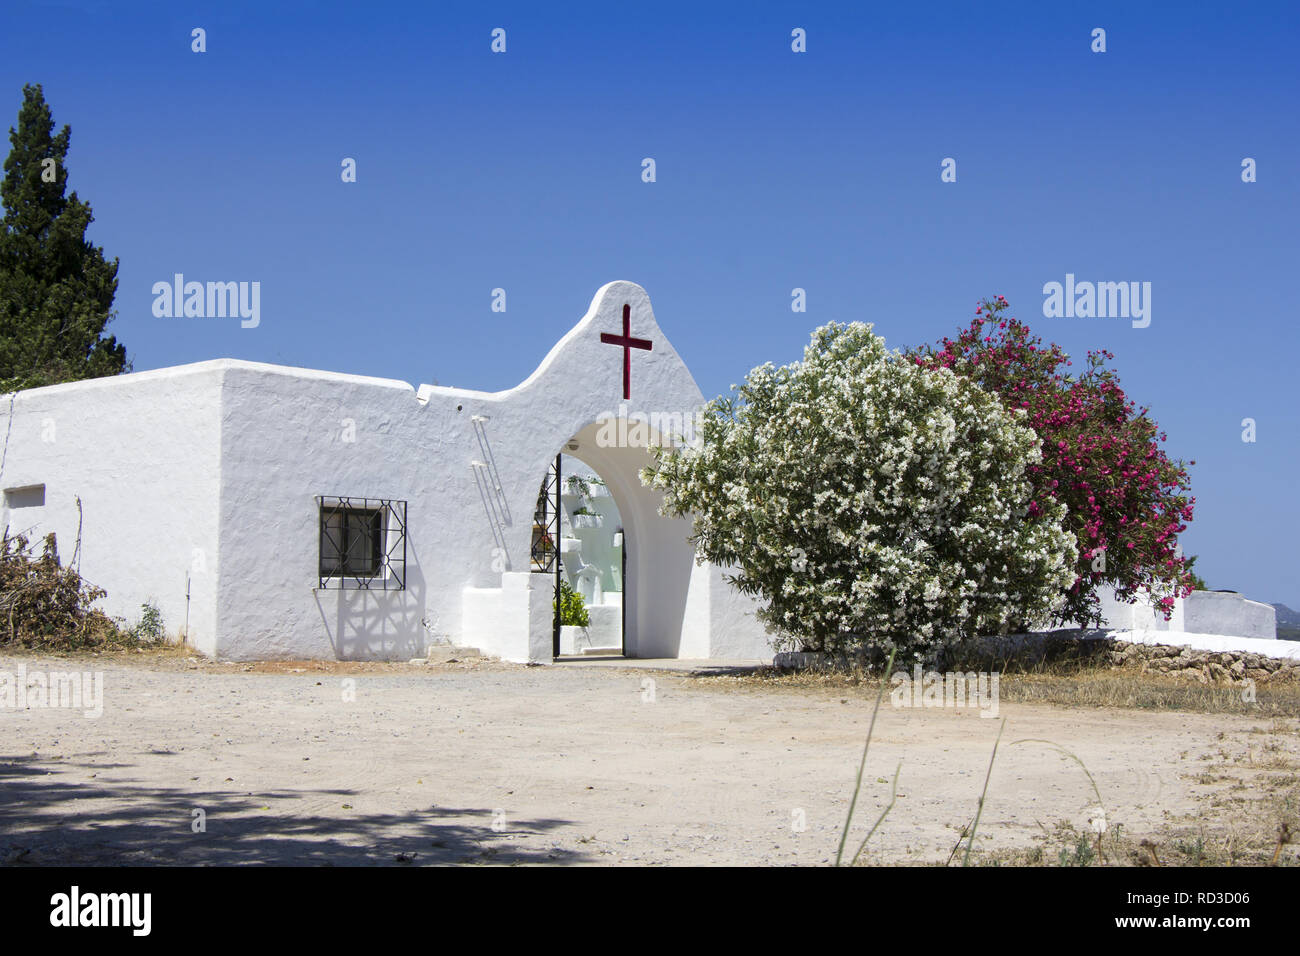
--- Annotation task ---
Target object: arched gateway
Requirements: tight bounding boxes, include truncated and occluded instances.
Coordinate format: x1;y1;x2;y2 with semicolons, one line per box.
1;282;770;661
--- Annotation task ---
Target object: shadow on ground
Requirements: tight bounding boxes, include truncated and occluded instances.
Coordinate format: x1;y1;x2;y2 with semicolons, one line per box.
677;664;765;678
0;754;588;866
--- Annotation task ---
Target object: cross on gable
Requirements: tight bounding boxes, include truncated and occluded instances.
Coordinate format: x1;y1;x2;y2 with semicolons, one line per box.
600;303;652;400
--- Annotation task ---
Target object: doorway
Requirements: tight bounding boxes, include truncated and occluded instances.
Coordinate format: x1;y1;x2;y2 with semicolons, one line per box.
531;452;626;659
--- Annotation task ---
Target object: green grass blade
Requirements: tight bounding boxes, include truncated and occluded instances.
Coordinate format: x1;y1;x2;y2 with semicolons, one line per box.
962;716;1007;867
850;759;903;866
836;648;897;867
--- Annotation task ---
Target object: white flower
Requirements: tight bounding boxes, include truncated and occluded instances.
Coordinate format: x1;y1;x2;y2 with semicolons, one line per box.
643;320;1077;656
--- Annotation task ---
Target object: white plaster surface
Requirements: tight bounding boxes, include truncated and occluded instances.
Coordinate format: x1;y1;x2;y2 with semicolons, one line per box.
3;282;775;662
9;282;1273;664
2;365;224;655
1094;587;1275;641
1183;591;1276;640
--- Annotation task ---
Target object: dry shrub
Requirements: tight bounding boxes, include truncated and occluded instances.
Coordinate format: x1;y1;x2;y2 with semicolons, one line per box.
0;531;124;649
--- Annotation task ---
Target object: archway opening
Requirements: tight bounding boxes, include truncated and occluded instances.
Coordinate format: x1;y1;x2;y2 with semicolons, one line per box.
524;418;699;661
531;452;627;659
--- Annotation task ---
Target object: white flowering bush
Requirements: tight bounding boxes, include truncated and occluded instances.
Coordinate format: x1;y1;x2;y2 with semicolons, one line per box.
642;322;1078;661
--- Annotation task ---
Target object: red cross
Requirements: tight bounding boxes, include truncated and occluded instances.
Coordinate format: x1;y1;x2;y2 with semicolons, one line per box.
600;303;652;400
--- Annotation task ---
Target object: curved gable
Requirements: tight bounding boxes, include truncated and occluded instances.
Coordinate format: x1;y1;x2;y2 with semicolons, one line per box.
420;282;705;424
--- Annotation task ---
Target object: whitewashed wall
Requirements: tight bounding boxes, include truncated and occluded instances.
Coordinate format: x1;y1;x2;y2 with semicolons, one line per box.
1094;587;1275;640
213;281;772;660
2;365;224;654
2;283;779;662
1183;591;1276;639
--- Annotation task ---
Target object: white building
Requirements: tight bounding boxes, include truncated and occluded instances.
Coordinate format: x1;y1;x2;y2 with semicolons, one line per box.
0;281;770;662
2;280;1279;663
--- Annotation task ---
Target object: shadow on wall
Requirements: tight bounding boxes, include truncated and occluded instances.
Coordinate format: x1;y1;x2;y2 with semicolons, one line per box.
314;556;428;661
471;417;514;577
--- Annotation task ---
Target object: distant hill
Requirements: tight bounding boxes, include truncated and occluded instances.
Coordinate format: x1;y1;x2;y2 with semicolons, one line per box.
1272;603;1300;626
1272;604;1300;641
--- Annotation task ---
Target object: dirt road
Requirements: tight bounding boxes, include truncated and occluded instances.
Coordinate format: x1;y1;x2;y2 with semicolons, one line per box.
1;653;1294;865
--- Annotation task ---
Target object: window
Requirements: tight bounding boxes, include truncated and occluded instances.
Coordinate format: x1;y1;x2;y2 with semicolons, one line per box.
3;484;45;509
316;496;407;590
320;506;382;577
2;484;46;539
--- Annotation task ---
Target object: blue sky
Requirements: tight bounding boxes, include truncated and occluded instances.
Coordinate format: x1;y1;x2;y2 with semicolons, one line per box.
3;1;1297;605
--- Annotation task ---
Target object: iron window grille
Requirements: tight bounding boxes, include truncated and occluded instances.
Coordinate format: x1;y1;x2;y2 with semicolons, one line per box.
316;496;407;590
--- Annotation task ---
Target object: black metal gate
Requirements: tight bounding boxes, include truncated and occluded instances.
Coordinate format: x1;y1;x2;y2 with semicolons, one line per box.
530;454;563;657
621;539;626;656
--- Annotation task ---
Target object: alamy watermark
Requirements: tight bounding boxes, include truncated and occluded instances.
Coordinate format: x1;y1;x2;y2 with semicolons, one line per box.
890;664;1000;718
49;886;150;936
1042;274;1150;328
0;664;103;718
593;403;706;450
152;274;260;328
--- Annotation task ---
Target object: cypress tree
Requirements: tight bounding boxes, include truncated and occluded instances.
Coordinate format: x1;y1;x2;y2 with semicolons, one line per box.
0;83;128;390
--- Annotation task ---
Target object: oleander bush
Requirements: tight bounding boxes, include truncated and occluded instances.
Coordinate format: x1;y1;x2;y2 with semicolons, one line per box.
908;297;1196;626
643;321;1077;661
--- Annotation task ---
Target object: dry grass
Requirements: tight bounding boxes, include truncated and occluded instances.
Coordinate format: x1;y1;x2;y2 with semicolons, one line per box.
691;660;1300;717
703;645;1300;866
0;637;196;661
0;644;526;674
867;715;1300;868
968;761;1300;868
992;671;1300;716
968;813;1298;867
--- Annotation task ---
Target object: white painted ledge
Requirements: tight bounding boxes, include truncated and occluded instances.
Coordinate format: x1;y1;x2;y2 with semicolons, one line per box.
1117;629;1300;660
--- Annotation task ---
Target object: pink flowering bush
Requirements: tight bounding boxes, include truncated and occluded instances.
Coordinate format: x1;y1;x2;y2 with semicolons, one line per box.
908;297;1197;626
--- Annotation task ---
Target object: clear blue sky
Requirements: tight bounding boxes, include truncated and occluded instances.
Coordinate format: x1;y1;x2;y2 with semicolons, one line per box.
4;1;1297;605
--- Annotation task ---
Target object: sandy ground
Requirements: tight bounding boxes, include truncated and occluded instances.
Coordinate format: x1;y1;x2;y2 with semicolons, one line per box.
1;651;1295;866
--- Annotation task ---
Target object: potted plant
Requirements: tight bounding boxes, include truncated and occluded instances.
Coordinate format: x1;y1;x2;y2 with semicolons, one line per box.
563;475;593;499
555;580;591;654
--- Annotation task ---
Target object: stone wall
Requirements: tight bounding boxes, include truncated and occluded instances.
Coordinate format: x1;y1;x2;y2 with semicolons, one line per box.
1108;640;1299;685
774;634;1300;685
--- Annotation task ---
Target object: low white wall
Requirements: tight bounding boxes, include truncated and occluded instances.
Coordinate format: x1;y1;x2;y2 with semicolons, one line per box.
526;573;554;663
705;563;771;659
678;561;773;660
1095;588;1274;641
1183;592;1276;640
461;572;553;663
585;603;621;648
